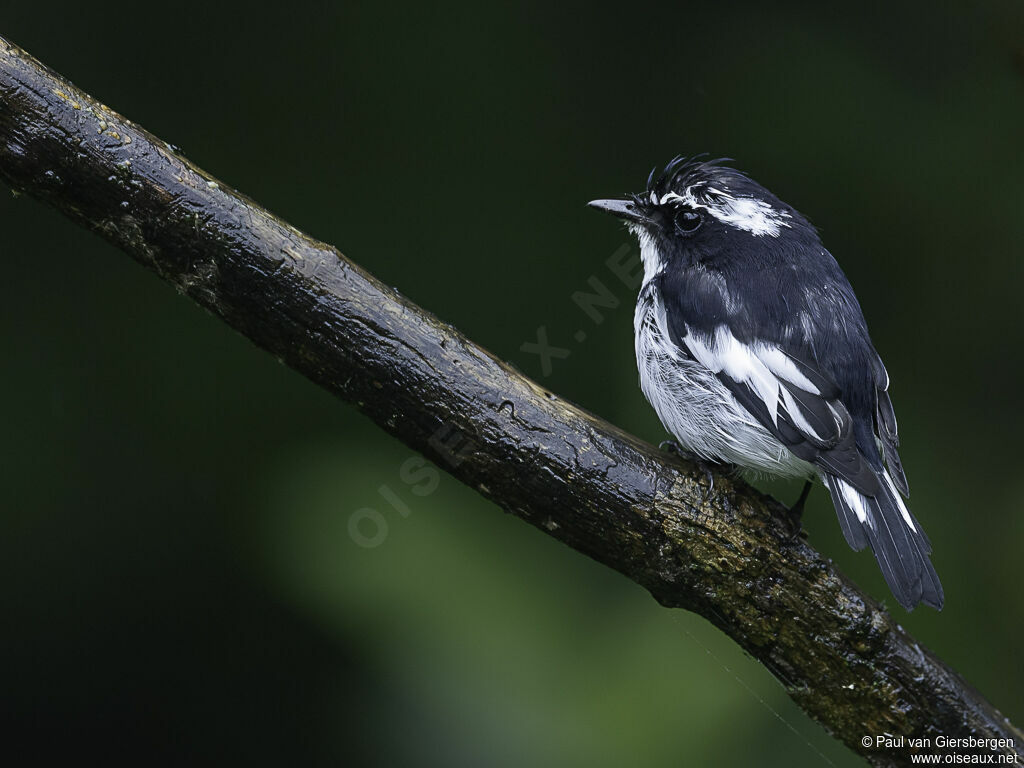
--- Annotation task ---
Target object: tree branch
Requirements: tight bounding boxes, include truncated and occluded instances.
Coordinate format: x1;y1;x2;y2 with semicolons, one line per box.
0;36;1018;767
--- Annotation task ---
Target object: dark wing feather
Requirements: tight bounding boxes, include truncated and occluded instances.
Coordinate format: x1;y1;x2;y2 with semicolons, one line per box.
711;356;882;496
876;385;909;496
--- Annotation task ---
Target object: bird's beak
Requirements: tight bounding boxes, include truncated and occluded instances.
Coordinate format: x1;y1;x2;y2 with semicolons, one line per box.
587;198;646;223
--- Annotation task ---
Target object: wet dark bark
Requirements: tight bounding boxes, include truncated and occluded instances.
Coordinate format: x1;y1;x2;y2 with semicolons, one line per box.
0;36;1019;766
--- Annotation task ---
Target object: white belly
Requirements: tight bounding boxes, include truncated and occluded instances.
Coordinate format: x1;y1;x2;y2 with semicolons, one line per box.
634;294;814;479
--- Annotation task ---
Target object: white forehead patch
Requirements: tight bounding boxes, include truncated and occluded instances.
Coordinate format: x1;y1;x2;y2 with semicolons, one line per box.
660;187;792;237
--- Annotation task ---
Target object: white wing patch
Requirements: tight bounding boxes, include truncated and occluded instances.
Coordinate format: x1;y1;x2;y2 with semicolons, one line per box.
683;325;838;441
660;187;792;237
684;327;779;425
779;387;822;439
755;345;820;394
633;295;817;480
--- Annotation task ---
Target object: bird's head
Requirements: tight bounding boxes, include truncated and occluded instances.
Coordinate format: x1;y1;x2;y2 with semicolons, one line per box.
589;156;817;283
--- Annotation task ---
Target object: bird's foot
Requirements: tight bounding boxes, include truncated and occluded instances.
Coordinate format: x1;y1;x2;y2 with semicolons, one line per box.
658;439;687;457
658;441;725;502
785;480;813;541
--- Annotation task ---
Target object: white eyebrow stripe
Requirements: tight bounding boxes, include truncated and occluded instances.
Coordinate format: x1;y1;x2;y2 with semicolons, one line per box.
659;187;792;237
660;191;691;206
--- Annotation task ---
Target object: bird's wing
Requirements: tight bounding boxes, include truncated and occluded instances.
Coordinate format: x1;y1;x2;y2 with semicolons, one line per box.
664;316;882;497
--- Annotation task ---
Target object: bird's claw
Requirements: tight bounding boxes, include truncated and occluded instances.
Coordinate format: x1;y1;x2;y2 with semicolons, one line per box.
658;439;684;456
659;440;718;502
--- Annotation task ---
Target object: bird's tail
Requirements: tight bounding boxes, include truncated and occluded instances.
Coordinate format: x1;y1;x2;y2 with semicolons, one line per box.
824;471;943;610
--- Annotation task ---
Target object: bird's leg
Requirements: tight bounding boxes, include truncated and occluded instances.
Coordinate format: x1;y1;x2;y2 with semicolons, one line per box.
658;439;685;457
659;440;724;501
785;480;813;540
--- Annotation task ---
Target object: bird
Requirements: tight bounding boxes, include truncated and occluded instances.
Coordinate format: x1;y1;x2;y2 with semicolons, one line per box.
588;156;943;611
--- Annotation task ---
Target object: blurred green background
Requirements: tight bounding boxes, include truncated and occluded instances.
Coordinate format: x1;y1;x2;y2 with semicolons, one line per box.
2;2;1022;765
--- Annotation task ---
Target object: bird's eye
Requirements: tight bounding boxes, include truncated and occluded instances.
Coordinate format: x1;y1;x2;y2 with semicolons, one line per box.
674;208;702;234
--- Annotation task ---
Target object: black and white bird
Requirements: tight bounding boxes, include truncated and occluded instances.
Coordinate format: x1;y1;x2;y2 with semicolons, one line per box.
589;156;942;611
